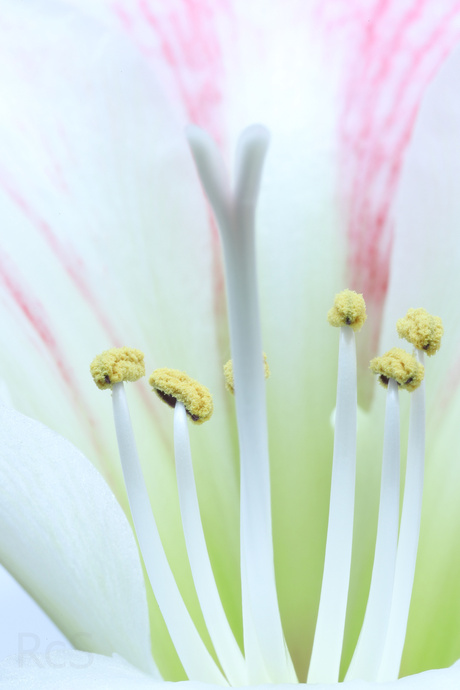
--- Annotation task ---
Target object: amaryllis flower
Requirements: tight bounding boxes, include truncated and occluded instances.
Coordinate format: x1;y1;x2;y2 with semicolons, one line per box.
1;0;460;688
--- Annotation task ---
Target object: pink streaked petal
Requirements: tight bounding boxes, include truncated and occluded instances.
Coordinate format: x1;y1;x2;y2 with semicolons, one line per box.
0;6;239;676
312;0;460;377
94;0;460;389
2;1;460;678
62;0;234;142
0;173;121;346
0;251;108;458
114;0;233;141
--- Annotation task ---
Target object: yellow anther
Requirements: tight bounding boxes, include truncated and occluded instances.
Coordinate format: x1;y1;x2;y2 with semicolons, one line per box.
223;353;270;395
90;347;145;390
327;289;367;332
149;368;213;424
396;307;443;356
369;348;424;392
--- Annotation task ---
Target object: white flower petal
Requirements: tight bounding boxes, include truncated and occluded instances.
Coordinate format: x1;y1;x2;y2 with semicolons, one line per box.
0;404;157;677
0;651;159;690
1;652;459;689
0;380;13;408
0;5;240;673
0;564;69;660
2;0;460;680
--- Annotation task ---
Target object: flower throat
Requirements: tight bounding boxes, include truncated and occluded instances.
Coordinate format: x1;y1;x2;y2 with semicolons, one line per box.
90;125;443;686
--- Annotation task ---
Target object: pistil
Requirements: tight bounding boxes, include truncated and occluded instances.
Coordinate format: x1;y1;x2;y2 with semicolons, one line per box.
187;125;296;683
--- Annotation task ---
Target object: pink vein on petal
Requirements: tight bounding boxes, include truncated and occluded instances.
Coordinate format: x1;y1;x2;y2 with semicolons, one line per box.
0;174;174;454
111;0;230;352
315;0;460;351
0;173;121;347
0;253;106;461
111;0;233;143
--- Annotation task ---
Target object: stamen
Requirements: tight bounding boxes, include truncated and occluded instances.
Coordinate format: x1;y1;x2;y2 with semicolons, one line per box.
224;353;270;395
370;348;424;392
90;346;145;389
187;125;296;683
173;400;248;685
90;349;226;685
149;368;213;424
347;349;423;681
307;291;365;684
378;350;425;681
396;308;443;357
379;310;443;680
326;289;367;332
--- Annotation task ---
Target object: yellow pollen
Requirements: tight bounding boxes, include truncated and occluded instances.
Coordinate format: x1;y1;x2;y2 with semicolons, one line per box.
396;307;443;356
223;353;270;395
149;368;213;424
90;347;145;390
369;348;424;392
327;289;367;332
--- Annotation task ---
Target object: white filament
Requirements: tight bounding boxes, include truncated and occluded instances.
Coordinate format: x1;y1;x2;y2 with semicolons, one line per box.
308;325;358;684
111;383;226;685
346;377;400;681
173;401;247;685
378;351;426;681
187;125;296;683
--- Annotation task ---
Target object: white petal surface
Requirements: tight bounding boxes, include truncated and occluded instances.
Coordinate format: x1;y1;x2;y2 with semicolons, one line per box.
0;564;69;660
0;652;159;690
0;405;157;677
1;652;460;690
